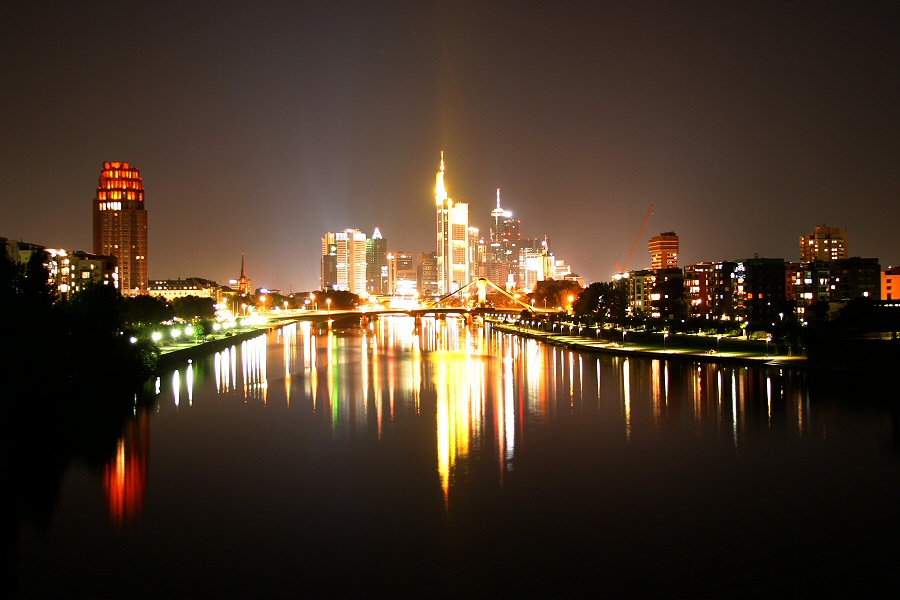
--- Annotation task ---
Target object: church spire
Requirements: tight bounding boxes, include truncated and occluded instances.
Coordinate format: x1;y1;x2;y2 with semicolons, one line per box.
240;253;246;279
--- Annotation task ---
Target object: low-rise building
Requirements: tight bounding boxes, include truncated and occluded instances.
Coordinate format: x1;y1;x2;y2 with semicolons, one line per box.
148;278;222;303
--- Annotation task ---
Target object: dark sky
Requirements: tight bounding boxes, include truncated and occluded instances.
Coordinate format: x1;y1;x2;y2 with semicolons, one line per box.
3;1;898;291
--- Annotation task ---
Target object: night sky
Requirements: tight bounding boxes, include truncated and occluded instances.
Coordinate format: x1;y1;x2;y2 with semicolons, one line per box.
2;1;898;292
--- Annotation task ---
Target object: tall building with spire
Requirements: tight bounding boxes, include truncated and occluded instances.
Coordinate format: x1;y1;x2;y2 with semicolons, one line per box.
237;254;252;295
486;188;522;289
435;152;469;295
93;161;148;293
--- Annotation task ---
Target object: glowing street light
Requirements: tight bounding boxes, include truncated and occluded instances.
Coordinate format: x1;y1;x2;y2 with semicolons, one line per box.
326;298;332;311
663;332;669;351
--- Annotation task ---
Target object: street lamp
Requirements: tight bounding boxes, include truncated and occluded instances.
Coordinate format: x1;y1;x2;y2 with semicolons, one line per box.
717;334;722;353
766;336;771;356
622;330;627;344
663;332;669;351
326;298;332;312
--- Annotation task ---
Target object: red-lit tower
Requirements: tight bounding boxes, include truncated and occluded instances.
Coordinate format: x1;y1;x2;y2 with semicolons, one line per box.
93;161;148;293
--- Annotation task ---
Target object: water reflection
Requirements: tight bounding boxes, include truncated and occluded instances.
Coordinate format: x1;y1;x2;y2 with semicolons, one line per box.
135;317;833;518
102;408;149;526
23;314;900;599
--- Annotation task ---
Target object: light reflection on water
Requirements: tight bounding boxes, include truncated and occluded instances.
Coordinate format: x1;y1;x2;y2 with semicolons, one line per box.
144;317;829;508
23;315;898;597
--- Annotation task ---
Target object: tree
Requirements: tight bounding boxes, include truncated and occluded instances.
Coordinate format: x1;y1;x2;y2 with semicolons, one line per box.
533;279;581;310
313;289;360;309
62;281;123;337
122;294;174;325
573;281;628;322
172;295;216;320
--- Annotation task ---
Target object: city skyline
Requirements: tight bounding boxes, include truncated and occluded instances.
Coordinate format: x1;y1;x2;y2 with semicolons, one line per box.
2;2;899;291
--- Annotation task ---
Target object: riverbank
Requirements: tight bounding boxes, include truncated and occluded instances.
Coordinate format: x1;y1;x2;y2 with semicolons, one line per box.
490;321;808;368
155;317;297;368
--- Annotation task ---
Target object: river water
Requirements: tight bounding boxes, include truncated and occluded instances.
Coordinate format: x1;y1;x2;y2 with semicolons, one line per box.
13;316;900;597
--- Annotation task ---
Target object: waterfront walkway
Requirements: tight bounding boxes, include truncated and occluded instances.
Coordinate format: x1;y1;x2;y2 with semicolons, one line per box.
491;322;808;368
149;313;807;370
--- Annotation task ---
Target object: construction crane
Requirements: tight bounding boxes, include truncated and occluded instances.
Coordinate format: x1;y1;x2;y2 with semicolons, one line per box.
615;203;654;276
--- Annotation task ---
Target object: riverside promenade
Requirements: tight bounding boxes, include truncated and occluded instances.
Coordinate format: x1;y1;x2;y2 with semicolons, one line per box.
491;321;808;369
149;313;808;371
154;317;298;367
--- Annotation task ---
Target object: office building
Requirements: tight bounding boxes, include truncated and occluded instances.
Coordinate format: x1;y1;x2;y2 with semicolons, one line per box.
366;227;388;295
485;189;522;289
435;152;469;295
93;161;148;294
387;250;416;296
417;251;439;298
321;229;368;295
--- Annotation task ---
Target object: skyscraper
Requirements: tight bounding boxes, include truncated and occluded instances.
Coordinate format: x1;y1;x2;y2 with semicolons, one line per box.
93;161;148;293
486;189;522;289
321;229;368;295
800;225;848;262
435;152;469;295
366;227;388;295
649;231;679;270
417;251;439;298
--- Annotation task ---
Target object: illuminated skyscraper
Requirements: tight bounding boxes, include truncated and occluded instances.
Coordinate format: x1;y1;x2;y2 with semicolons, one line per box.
93;161;148;293
435;152;469;295
366;227;388;295
417;251;439;298
486;189;522;289
387;250;416;295
321;229;368;295
649;231;679;270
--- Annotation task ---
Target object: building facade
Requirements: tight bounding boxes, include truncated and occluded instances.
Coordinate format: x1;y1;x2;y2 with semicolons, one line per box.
47;249;118;299
485;189;522;289
883;266;900;301
417;251;439;298
321;229;368;295
149;277;221;303
800;225;848;262
366;228;388;295
435;152;469;295
93;161;148;294
387;250;416;296
734;257;789;329
649;231;679;270
683;261;737;320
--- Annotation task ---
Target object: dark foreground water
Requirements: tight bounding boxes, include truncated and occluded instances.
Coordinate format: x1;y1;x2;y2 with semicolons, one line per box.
13;317;900;597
